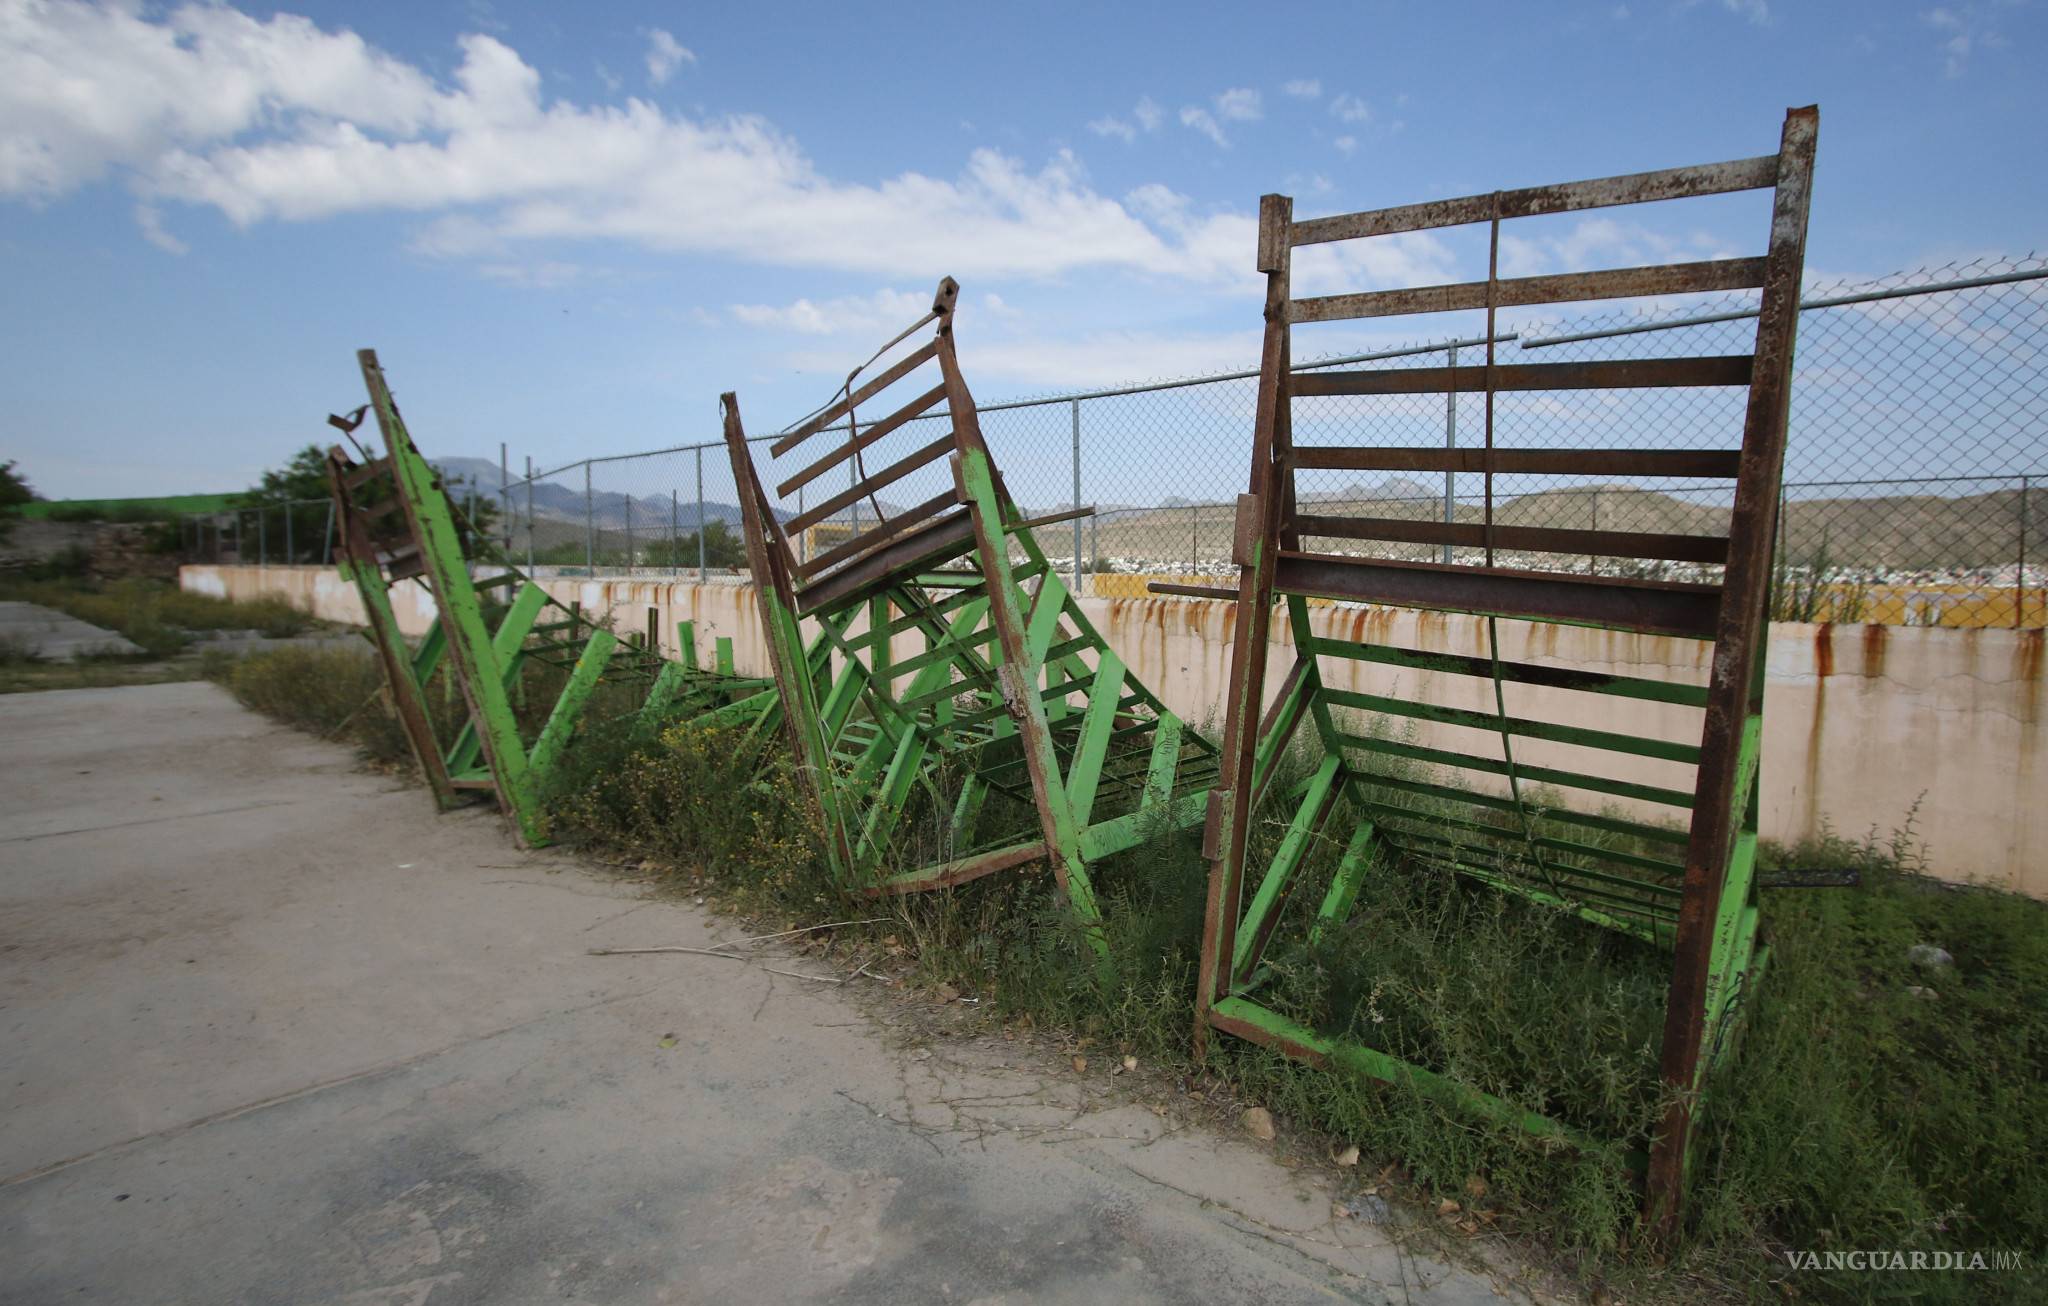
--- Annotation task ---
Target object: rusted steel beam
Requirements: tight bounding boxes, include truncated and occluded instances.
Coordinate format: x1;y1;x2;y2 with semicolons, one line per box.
863;841;1049;896
1272;552;1721;638
1199;108;1815;1241
1290;446;1741;478
777;382;948;497
1195;192;1296;1060
1292;514;1731;564
793;512;978;616
1145;581;1241;601
784;434;956;535
770;339;941;456
1292;260;1766;323
1288;355;1753;395
1288;154;1778;245
1646;103;1819;1239
796;492;960;580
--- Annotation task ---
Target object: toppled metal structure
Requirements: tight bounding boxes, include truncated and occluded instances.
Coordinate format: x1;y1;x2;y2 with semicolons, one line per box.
722;280;1218;957
1187;108;1817;1230
325;348;781;845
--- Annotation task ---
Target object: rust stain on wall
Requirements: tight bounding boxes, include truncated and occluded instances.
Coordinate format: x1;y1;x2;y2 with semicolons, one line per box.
1860;623;1888;680
1805;623;1832;834
2018;627;2043;726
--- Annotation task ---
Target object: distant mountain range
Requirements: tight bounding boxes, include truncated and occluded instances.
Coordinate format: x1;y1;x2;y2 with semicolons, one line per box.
433;456;790;530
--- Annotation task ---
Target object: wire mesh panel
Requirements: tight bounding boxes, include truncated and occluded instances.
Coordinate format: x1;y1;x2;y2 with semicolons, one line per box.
1185;108;1819;1236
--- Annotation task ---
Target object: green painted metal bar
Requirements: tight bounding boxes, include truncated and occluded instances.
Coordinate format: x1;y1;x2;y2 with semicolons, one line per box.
1232;751;1344;981
1208;997;1582;1144
1076;790;1207;861
527;630;616;782
1302;635;1710;707
1322;687;1702;764
1140;714;1184;811
1350;770;1692;847
1060;653;1127;823
359;350;543;841
1332;731;1696;809
1357;798;1688;882
1310;818;1379;944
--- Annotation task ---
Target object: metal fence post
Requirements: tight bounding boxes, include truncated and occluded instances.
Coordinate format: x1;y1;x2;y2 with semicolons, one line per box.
284;501;294;564
258;508;267;568
625;493;634;577
500;442;511;554
584;461;594;573
695;446;707;584
671;488;680;579
1071;398;1083;596
322;499;335;566
1442;342;1458;564
524;456;535;572
1190;504;1199;572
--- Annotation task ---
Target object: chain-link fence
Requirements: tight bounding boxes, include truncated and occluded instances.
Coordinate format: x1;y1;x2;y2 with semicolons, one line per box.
193;256;2044;629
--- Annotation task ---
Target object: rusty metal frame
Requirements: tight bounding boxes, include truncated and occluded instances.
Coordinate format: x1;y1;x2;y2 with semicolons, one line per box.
325;349;786;846
723;280;1219;964
1187;108;1817;1234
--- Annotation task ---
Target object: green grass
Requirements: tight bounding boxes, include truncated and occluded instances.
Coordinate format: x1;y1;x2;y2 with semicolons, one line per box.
207;643;2048;1304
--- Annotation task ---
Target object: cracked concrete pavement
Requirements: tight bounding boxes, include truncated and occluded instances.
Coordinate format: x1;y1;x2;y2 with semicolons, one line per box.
0;681;1533;1304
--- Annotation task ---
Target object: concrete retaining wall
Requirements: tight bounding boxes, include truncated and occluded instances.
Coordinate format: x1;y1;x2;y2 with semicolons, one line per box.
184;563;2045;898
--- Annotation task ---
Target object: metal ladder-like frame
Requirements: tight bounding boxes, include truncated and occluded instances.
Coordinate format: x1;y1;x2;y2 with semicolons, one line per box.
325;349;788;845
1188;107;1817;1234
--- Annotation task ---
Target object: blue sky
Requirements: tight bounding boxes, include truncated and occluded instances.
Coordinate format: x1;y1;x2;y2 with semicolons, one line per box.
1;0;2042;501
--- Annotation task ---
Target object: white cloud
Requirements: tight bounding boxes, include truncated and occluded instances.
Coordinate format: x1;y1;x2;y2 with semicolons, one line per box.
1086;96;1162;145
729;287;931;335
1180;105;1228;148
1290;231;1460;300
1329;93;1371;124
1281;78;1322;99
971;329;1264;388
644;29;694;86
1722;0;1770;23
1087;115;1137;144
1925;6;2010;78
0;2;443;200
1214;87;1262;121
1333;135;1358;155
1495;216;1738;280
134;202;187;254
478;259;599;288
0;5;1261;285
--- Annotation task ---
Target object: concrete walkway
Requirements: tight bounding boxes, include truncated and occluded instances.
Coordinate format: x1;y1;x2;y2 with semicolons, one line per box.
0;683;1527;1305
0;599;142;658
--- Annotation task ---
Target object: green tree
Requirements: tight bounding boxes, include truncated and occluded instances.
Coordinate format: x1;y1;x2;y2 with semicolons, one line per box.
233;444;499;564
0;460;36;541
0;460;36;513
641;520;747;570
